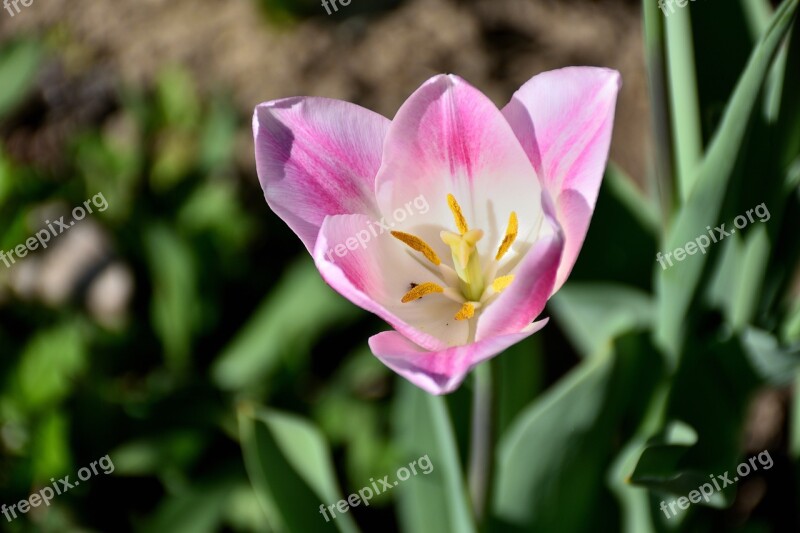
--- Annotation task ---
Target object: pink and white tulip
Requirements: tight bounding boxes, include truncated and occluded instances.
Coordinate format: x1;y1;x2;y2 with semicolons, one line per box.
254;68;621;394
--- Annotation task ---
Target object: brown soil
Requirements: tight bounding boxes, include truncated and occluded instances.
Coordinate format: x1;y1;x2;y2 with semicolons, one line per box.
0;0;650;181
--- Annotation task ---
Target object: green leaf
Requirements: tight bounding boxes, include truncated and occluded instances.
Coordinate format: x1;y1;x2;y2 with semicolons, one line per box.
493;332;663;530
605;162;660;236
212;259;358;392
777;9;800;166
706;226;771;331
549;283;654;358
177;181;255;251
783;297;800;344
631;444;732;507
0;40;41;120
793;371;800;458
656;0;800;357
156;67;201;130
741;0;775;38
495;336;543;439
31;411;72;484
608;436;657;533
0;149;11;207
630;335;759;506
740;327;800;385
144;225;199;372
664;0;703;200
110;431;205;476
494;354;613;528
706;234;746;321
13;324;87;412
238;405;359;533
641;0;674;196
731;226;771;329
200;98;237;171
145;478;239;533
393;383;476;533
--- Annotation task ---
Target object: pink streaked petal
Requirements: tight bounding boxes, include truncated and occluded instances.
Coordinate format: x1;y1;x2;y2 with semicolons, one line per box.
476;219;563;340
369;319;548;395
313;214;471;352
375;74;543;257
502;67;621;290
254;97;389;252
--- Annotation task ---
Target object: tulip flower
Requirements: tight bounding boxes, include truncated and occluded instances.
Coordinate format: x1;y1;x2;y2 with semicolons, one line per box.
254;68;620;394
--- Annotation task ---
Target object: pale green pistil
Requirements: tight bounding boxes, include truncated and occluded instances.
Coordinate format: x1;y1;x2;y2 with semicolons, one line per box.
441;229;485;301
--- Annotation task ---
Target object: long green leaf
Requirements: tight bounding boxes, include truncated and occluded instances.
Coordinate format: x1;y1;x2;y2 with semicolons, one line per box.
642;0;674;219
393;383;475;533
664;1;703;200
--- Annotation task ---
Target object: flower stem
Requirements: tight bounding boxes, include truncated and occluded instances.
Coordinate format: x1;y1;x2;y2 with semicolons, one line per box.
468;361;493;523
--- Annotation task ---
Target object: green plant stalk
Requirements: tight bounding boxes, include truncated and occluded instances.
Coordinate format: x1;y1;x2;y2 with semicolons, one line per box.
468;361;493;524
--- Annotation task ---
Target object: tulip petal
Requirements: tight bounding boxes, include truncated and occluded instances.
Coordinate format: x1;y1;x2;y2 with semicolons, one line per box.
369;319;549;395
502;67;621;290
254;97;390;252
476;219;564;340
375;74;544;260
314;214;473;352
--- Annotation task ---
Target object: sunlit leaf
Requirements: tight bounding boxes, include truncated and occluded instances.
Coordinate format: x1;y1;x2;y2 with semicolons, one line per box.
393;383;476;533
238;405;359;533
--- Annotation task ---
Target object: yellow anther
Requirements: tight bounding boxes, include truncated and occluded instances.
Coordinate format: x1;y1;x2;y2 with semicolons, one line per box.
492;275;515;293
447;194;469;235
391;231;441;266
401;282;444;303
455;302;476;321
495;212;518;260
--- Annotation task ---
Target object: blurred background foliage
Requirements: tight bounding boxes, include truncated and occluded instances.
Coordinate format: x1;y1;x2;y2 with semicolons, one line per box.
0;0;798;532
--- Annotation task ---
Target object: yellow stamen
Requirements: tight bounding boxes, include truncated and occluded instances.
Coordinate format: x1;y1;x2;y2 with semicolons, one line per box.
401;282;444;303
447;194;469;235
495;212;518;260
391;231;441;265
492;275;515;293
455;302;475;321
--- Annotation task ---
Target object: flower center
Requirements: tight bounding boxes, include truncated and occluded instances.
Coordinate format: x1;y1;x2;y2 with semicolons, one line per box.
391;194;518;321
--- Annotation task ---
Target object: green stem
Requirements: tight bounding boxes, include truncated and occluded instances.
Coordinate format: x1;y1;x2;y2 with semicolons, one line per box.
468;362;493;523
